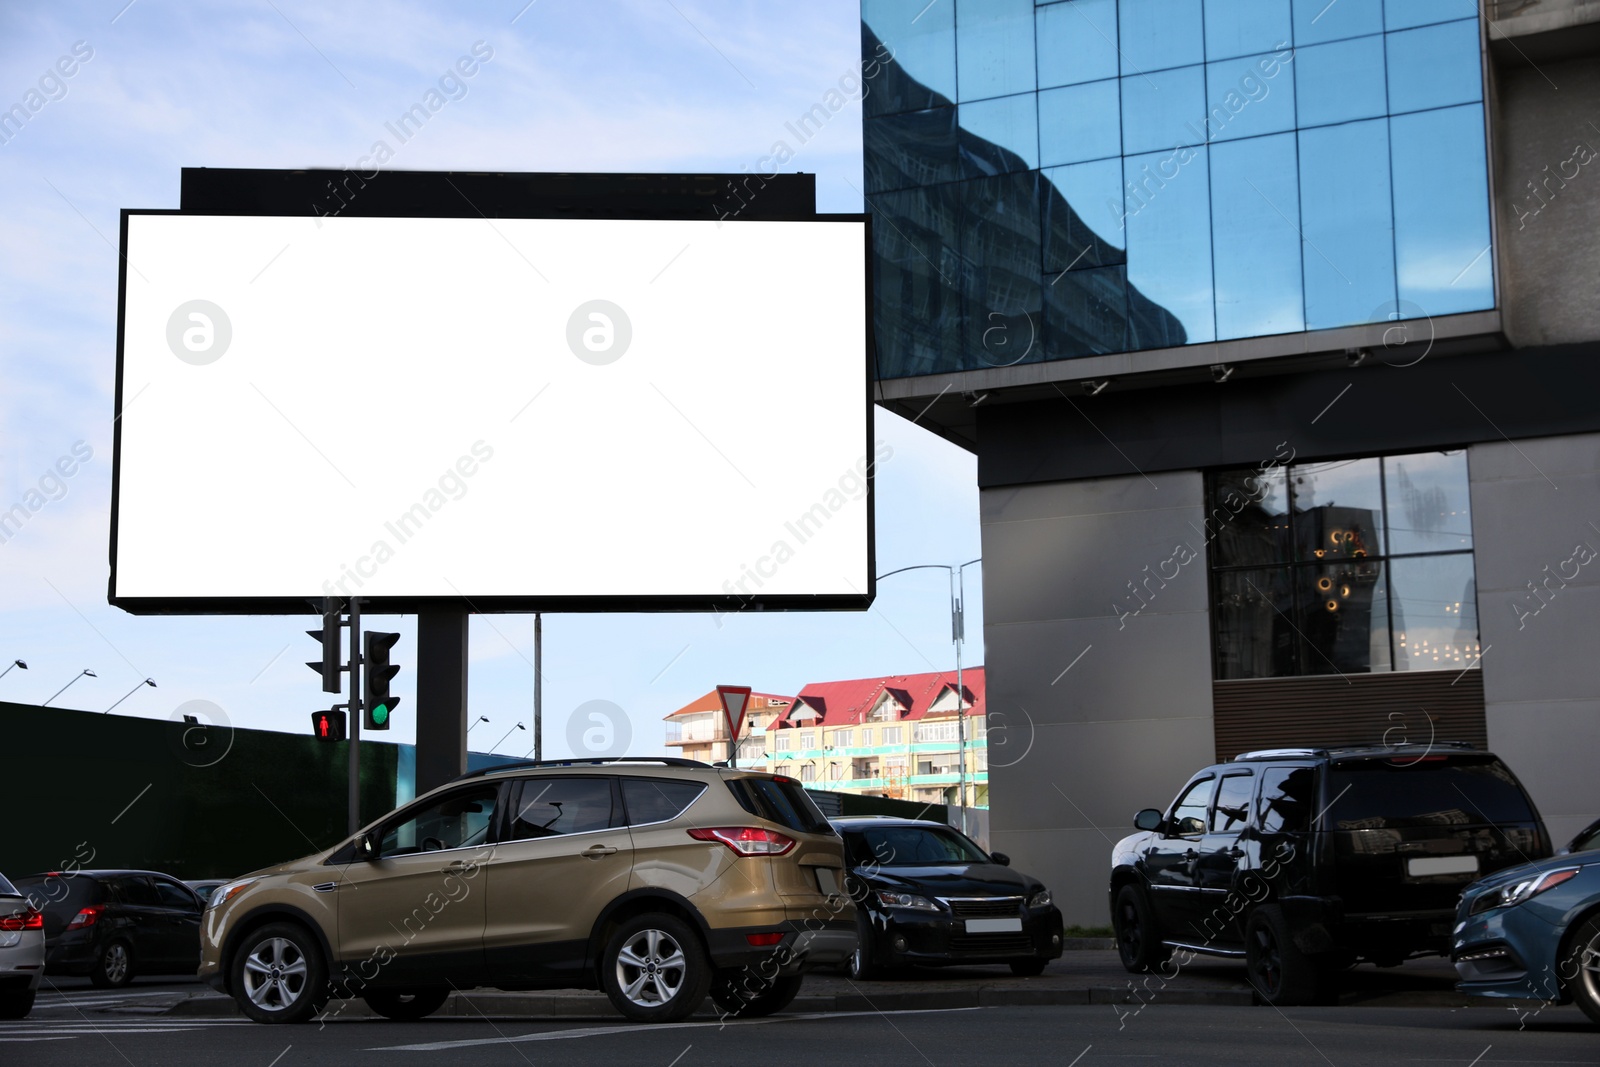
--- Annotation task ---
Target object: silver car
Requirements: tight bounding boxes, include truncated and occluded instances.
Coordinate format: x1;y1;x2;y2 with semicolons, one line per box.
1;871;45;1018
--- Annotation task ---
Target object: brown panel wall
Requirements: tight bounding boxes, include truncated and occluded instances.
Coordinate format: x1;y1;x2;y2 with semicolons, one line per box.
1212;670;1487;762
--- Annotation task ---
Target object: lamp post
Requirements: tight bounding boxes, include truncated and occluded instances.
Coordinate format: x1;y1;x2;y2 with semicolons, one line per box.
492;721;525;753
467;715;490;735
877;558;981;834
0;659;26;681
43;669;97;707
105;678;157;714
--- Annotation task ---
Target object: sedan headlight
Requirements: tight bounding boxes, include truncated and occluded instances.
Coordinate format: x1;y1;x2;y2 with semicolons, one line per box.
207;878;258;910
1027;889;1052;909
875;890;941;913
1481;867;1579;912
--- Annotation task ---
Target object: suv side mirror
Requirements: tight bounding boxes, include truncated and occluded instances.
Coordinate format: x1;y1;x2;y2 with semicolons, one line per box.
354;833;376;861
1134;809;1164;832
990;852;1011;866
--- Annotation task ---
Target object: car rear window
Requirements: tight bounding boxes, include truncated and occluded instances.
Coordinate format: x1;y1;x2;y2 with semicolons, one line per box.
622;778;706;825
0;873;16;896
13;874;101;915
726;777;833;835
1327;757;1539;830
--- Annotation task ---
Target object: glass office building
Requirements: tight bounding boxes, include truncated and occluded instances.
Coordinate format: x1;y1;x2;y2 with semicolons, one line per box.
861;0;1493;378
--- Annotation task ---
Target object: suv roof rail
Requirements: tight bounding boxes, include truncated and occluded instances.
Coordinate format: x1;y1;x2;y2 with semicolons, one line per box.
452;756;712;781
1233;740;1480;761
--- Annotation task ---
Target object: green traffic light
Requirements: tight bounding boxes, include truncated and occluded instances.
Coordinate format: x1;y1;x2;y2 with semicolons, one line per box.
373;703;389;725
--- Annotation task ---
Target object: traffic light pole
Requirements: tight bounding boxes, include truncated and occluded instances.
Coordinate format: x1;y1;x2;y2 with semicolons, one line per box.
346;597;363;836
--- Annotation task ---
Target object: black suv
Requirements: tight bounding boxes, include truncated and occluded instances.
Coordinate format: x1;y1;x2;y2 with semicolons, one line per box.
1109;744;1550;1004
14;870;205;988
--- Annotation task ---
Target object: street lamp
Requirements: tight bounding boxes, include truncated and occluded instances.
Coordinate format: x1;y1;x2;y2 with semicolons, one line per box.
0;659;26;681
877;558;981;834
467;715;490;735
491;721;525;752
105;678;157;714
43;669;97;707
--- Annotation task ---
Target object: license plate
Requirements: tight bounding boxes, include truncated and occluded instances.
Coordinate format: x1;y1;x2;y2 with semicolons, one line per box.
965;918;1022;933
1407;855;1478;877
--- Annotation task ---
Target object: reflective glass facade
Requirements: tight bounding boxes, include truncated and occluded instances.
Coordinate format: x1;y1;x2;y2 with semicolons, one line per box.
862;0;1493;378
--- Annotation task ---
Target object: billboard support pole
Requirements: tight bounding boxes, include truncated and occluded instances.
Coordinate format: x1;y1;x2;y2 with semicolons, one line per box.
533;613;543;762
347;596;363;836
416;612;469;793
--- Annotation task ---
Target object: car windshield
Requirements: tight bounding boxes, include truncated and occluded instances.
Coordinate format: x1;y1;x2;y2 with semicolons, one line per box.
1570;823;1600;854
845;825;991;867
1327;757;1538;830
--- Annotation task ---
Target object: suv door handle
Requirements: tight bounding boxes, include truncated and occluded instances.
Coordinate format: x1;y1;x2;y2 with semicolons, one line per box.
441;861;473;874
1226;846;1245;859
582;844;619;859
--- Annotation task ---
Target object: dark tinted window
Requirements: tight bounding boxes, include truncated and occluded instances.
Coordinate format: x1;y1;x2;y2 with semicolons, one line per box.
13;874;100;915
1257;766;1316;834
153;879;199;911
378;785;499;857
116;877;161;907
1170;777;1215;836
0;873;16;896
726;777;832;835
507;778;616;840
1328;758;1538;830
1211;774;1254;834
622;778;705;826
845;826;990;867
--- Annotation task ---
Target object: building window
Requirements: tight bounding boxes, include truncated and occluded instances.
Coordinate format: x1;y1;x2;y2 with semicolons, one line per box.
800;763;817;783
915;721;959;744
860;727;875;746
880;726;899;745
1206;450;1478;679
775;734;792;752
833;729;854;749
799;731;816;750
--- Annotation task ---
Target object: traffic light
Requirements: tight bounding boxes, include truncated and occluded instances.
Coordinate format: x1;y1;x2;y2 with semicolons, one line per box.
312;709;347;742
306;601;341;694
363;631;401;731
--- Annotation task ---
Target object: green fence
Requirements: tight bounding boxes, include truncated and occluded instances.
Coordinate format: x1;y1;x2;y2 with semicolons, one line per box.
0;702;397;882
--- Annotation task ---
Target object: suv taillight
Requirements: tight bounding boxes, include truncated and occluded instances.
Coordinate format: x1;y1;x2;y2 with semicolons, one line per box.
687;826;797;856
65;905;103;930
0;906;43;932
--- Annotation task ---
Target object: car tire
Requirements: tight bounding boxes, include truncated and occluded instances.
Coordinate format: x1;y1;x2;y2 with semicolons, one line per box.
1113;884;1170;974
599;913;711;1023
848;911;885;981
362;988;450;1021
1245;905;1327;1007
709;970;803;1017
1009;958;1048;977
0;990;35;1020
230;921;329;1024
90;940;134;989
1562;913;1600;1025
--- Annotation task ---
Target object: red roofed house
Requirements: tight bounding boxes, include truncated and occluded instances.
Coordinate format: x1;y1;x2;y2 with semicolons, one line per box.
769;668;986;807
662;689;793;768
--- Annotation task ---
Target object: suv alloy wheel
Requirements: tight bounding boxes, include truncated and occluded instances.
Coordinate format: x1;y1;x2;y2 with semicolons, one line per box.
231;922;328;1024
600;913;713;1023
1113;884;1169;973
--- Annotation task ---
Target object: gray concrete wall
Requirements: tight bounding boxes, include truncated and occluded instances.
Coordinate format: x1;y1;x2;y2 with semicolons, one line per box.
980;472;1216;927
1494;55;1600;347
1470;433;1600;848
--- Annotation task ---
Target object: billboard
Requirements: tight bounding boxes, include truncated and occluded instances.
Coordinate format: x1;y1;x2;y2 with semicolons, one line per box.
112;212;873;613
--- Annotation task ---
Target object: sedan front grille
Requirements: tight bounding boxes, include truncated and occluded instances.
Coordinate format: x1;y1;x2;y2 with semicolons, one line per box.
942;896;1024;919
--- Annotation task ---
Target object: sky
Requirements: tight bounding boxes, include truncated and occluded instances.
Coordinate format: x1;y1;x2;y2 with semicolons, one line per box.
0;0;984;760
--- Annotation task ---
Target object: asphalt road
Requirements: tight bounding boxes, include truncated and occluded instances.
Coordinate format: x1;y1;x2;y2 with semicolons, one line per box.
6;994;1595;1066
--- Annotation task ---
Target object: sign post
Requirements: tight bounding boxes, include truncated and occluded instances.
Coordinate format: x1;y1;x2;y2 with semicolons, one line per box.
715;685;752;769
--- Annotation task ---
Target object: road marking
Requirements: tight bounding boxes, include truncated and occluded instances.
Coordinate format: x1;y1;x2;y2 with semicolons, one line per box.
368;1007;982;1051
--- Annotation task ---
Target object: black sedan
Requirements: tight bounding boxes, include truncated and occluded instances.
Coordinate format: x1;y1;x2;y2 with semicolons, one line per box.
833;817;1063;979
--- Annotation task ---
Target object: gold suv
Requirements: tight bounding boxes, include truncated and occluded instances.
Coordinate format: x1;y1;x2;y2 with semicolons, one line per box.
200;759;854;1024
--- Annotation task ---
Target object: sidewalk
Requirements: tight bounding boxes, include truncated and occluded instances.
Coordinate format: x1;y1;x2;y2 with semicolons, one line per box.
133;945;1478;1021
